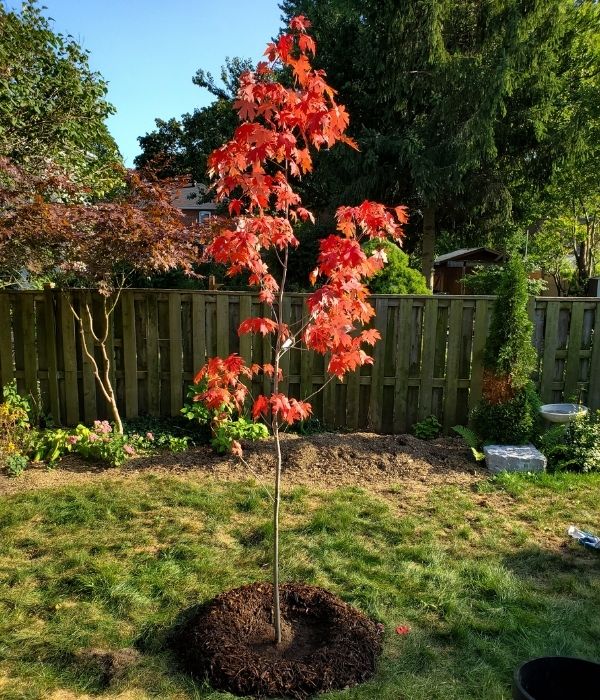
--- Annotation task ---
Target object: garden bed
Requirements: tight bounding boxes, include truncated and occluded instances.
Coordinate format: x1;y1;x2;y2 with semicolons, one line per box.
0;431;482;496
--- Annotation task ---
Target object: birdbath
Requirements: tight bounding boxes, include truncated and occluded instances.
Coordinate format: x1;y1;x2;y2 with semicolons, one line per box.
540;403;588;424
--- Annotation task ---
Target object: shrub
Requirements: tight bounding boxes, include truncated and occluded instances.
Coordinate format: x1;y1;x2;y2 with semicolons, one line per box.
211;418;269;455
4;453;29;477
540;410;600;472
363;239;430;295
0;381;32;472
472;382;541;445
182;378;269;454
412;415;442;440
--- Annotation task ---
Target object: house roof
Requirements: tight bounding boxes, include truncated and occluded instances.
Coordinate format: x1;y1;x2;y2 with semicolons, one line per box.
171;183;216;211
434;247;505;265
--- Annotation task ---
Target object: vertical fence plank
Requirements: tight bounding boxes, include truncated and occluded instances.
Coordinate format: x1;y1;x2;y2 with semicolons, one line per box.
368;298;388;431
43;289;61;424
169;293;183;416
216;294;230;357
146;294;160;416
238;295;252;366
443;300;463;431
121;291;138;419
563;302;585;401
418;298;438;419
0;293;14;387
59;292;80;425
540;301;560;403
393;298;412;433
468;299;489;412
587;304;600;410
192;293;206;374
20;294;37;396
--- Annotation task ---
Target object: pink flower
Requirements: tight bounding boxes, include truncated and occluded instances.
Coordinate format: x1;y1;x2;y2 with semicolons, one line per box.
146;432;154;441
124;444;136;456
395;625;411;636
67;435;80;445
88;433;99;442
93;420;112;434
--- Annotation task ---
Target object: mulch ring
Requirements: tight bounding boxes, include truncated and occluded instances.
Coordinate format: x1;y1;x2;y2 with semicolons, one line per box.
175;582;383;699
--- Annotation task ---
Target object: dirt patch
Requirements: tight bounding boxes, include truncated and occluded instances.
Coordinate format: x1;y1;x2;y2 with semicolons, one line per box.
74;647;140;688
0;432;485;496
175;582;382;699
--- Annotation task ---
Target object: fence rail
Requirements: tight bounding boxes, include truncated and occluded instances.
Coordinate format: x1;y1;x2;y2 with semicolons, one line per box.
1;289;599;432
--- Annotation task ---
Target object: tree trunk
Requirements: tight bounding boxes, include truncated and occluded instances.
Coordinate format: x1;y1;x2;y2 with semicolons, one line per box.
421;206;436;291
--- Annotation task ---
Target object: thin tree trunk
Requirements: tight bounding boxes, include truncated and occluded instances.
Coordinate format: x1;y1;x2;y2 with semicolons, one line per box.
271;243;289;645
421;206;436;291
68;292;123;433
272;418;282;644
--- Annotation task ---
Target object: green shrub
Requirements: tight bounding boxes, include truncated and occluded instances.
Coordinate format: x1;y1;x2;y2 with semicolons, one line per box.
363;239;430;295
540;410;600;472
472;383;541;445
412;415;442;440
452;425;485;461
211;417;269;454
4;453;29;477
180;380;212;425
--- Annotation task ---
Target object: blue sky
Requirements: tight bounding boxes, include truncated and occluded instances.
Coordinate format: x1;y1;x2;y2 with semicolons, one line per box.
19;1;283;165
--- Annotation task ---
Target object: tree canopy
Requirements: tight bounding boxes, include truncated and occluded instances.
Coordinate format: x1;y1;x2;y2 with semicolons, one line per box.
280;0;599;290
0;0;121;195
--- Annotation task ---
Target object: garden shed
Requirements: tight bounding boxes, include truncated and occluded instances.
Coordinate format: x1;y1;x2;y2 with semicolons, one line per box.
433;247;505;294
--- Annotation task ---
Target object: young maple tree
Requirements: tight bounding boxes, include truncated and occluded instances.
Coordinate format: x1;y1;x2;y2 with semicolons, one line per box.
0;158;204;432
194;15;407;644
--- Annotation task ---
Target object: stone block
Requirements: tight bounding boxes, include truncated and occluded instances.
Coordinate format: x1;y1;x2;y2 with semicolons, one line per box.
483;444;547;474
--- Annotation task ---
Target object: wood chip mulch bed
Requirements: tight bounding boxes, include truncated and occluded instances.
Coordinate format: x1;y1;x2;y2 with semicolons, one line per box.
174;582;383;699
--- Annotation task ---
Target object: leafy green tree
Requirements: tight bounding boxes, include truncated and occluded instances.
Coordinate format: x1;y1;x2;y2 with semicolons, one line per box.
0;0;120;194
538;1;599;292
363;239;429;295
280;0;577;287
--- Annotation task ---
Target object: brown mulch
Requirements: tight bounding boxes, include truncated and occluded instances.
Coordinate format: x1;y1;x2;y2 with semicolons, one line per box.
175;582;383;699
0;432;485;497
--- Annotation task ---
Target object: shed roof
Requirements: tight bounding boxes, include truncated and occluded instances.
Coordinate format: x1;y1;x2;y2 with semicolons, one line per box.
434;247;505;265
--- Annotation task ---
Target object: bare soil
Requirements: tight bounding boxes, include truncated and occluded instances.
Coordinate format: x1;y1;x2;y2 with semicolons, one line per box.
0;432;485;496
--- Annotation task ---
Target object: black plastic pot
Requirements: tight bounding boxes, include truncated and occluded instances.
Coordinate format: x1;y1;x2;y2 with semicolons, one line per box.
513;656;600;700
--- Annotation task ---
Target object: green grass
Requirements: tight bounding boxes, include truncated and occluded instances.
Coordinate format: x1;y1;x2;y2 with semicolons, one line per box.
0;471;599;699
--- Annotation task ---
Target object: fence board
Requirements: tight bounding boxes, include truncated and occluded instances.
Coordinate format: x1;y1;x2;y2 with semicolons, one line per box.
443;300;463;431
59;293;79;425
169;293;183;417
43;288;61;424
121;291;138;418
0;293;13;387
418;299;439;419
146;294;160;416
20;294;37;396
540;302;560;403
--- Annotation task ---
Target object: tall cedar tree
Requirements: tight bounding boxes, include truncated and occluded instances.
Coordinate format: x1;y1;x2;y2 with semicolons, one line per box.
192;16;406;644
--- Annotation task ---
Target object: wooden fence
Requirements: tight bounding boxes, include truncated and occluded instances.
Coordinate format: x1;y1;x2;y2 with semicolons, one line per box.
1;289;600;432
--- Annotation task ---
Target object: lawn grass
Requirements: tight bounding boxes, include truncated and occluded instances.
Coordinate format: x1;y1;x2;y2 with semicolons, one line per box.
0;470;599;699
